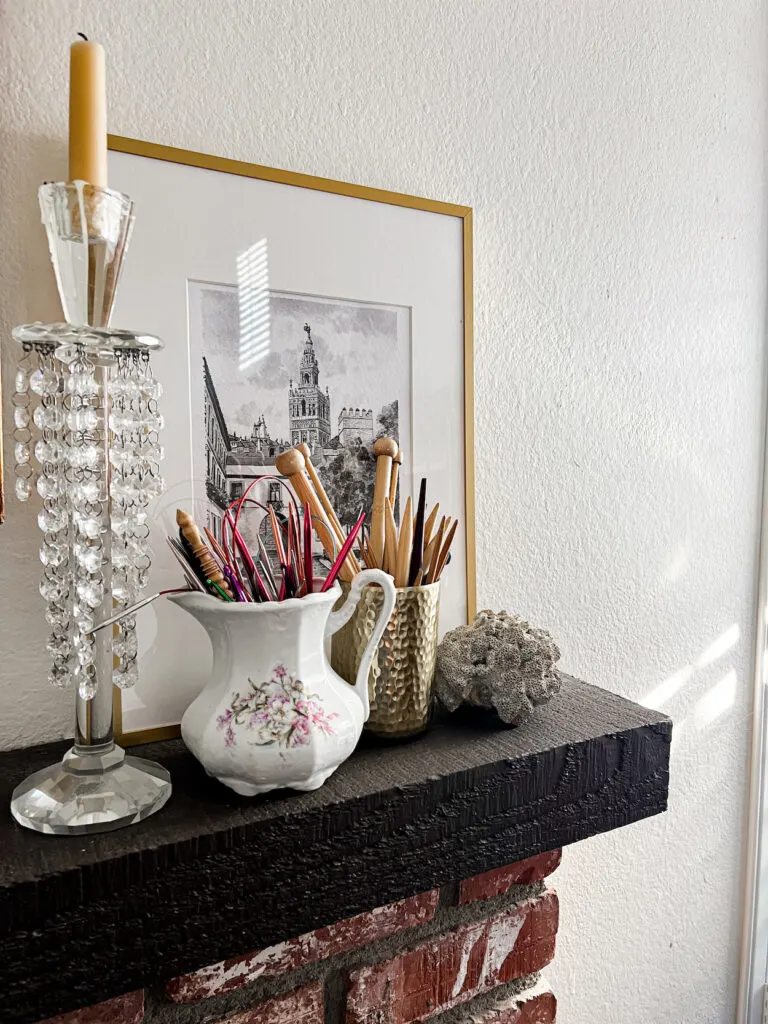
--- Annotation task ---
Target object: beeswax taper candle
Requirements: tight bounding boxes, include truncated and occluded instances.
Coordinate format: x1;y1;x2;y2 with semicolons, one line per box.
68;34;107;187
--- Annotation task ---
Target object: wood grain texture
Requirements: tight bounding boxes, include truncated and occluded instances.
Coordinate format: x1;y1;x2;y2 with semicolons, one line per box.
0;676;670;1024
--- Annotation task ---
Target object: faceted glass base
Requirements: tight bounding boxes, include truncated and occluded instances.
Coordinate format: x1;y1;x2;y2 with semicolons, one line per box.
10;744;171;835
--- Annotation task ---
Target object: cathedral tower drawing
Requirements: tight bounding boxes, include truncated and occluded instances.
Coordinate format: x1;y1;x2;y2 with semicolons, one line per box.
288;323;331;449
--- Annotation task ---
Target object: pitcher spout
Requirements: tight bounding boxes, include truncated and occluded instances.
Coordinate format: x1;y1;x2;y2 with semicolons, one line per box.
168;591;224;628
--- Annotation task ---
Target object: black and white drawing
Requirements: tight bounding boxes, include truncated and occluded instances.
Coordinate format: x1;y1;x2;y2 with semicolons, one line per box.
190;283;411;554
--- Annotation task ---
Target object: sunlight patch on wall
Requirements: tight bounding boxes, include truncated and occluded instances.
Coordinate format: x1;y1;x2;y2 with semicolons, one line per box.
694;670;737;729
696;625;740;669
237;239;271;371
663;545;689;582
640;624;740;711
642;666;694;710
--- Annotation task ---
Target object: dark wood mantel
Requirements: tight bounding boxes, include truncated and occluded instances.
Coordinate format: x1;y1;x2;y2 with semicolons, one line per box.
0;675;670;1024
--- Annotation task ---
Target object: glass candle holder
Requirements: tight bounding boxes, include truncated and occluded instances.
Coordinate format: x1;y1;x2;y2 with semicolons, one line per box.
8;183;171;835
39;181;135;328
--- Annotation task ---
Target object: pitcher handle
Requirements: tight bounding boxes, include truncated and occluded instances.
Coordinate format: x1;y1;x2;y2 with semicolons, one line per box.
325;568;396;721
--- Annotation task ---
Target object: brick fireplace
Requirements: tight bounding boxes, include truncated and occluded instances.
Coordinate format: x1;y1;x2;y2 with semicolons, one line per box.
39;851;562;1024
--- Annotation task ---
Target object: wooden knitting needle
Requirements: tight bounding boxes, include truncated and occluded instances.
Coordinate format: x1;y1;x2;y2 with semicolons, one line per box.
177;509;234;598
371;437;398;568
204;527;228;567
288;504;304;585
361;537;377;570
388;448;402;507
275;449;355;582
384;496;398;575
165;537;206;592
268;505;287;564
395;496;413;587
422;516;443;580
422;503;439;553
433;519;458;582
422;535;439;579
296;443;360;573
425;516;446;583
256;535;279;598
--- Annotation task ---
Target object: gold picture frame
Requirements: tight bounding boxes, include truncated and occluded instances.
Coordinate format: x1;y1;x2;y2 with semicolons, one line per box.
107;135;475;746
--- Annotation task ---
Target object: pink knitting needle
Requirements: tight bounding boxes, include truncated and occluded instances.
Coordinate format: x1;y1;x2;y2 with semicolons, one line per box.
303;503;314;595
321;510;366;593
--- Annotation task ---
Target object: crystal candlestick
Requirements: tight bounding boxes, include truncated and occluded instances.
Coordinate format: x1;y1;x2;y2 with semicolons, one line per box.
9;183;171;835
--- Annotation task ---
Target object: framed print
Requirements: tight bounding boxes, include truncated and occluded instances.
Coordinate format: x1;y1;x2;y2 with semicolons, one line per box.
106;135;475;744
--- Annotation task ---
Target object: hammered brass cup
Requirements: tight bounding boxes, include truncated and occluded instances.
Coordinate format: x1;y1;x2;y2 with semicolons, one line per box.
331;581;441;738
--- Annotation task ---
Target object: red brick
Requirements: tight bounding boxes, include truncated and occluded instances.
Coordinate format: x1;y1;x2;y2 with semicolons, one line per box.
168;889;439;1002
36;991;144;1024
346;891;559;1024
463;984;556;1023
459;851;562;904
217;982;323;1024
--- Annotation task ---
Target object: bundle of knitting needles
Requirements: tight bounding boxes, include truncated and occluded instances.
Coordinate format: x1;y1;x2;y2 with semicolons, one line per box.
357;438;457;587
168;498;363;604
165;437;456;606
89;438;457;633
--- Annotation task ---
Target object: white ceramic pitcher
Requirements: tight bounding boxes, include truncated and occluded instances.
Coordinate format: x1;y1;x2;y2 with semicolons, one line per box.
170;569;395;796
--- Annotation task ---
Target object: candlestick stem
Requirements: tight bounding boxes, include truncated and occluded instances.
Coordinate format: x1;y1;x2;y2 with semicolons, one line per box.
75;363;113;749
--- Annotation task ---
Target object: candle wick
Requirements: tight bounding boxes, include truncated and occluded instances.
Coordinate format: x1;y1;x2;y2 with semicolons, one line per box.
77;31;88;40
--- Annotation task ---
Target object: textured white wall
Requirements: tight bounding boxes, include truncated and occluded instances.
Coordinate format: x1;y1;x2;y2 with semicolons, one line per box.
1;2;767;1021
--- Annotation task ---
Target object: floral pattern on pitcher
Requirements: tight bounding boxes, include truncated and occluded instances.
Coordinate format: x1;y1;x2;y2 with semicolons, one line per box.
217;663;338;749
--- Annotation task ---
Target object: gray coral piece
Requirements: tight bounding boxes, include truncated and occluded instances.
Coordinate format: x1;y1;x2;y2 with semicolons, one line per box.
435;609;562;726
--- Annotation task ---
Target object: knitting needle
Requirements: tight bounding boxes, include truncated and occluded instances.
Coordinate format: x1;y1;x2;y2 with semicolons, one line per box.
281;563;298;600
407;478;427;586
388;448;402;507
232;526;270;601
424;516;446;583
422;503;439;553
208;578;234;602
91;591;164;634
297;443;360;574
361;536;377;570
384;496;398;575
321;510;367;592
178;528;211;588
287;504;304;588
91;585;200;634
371;437;398;569
433;519;458;582
268;505;287;565
165;536;205;593
256;536;279;598
275;449;355;581
178;512;234;598
303;503;314;594
177;509;234;599
204;527;231;571
221;514;249;593
288;504;304;585
421;526;441;583
286;503;295;571
395;496;413;587
223;564;249;602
